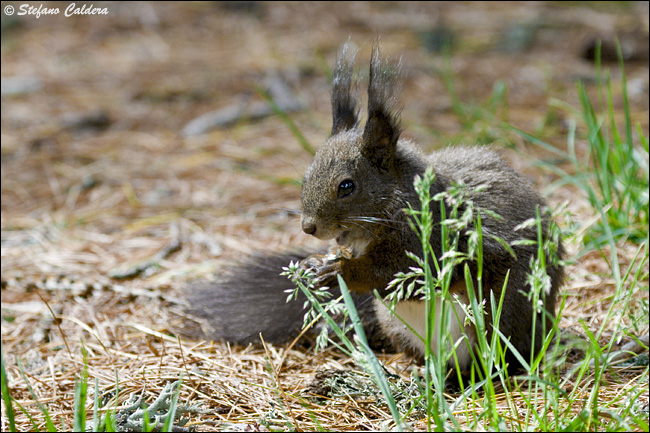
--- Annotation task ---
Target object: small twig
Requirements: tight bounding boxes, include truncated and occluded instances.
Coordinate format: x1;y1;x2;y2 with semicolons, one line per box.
157;336;166;379
34;290;74;360
176;335;201;401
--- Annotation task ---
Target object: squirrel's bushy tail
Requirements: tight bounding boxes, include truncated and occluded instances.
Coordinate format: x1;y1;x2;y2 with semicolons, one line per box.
181;252;309;344
178;251;390;349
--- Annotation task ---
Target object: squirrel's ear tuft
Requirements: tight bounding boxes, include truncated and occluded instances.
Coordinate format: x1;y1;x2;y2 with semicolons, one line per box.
331;42;360;136
362;43;403;171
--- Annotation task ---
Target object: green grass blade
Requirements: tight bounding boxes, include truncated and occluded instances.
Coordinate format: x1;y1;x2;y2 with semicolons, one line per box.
143;408;153;432
616;39;634;152
73;344;89;432
101;368;121;433
256;86;315;155
7;393;42;432
161;379;182;432
92;377;100;432
1;345;17;432
337;274;407;431
16;358;57;432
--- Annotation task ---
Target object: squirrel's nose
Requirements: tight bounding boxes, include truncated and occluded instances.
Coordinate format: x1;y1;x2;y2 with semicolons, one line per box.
301;216;317;235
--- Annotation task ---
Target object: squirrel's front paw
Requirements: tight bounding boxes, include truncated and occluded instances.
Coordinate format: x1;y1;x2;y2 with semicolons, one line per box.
299;254;343;289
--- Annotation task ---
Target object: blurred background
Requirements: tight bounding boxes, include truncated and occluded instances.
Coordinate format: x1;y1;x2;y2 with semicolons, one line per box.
1;1;648;281
1;3;648;429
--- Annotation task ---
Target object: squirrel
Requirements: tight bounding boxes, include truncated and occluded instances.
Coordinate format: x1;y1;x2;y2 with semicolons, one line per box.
181;42;565;377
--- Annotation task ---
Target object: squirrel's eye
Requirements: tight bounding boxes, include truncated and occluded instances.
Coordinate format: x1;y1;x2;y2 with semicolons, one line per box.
337;179;355;198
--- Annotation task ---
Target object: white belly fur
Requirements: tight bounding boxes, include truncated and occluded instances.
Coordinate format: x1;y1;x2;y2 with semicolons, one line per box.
373;295;476;369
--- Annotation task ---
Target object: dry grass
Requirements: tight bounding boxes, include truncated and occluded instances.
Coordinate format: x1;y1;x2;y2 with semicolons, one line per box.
2;2;648;431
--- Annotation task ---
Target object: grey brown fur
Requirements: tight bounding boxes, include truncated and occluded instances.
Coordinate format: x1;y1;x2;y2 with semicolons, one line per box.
182;42;564;375
330;43;360;135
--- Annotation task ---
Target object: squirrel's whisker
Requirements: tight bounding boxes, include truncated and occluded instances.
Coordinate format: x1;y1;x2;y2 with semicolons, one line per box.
342;219;381;239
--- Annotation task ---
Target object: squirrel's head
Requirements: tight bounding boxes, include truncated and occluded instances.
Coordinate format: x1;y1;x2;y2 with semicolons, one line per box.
301;43;407;257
